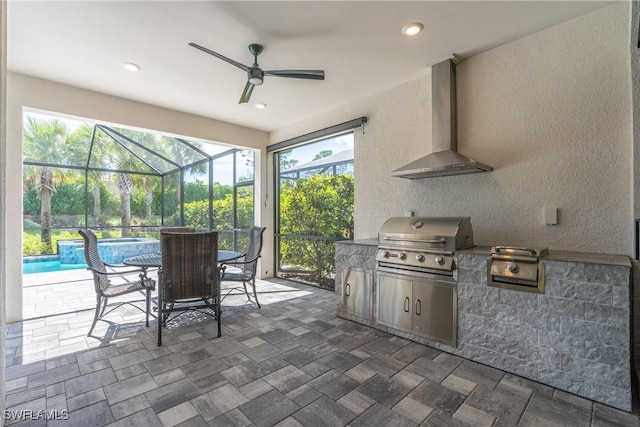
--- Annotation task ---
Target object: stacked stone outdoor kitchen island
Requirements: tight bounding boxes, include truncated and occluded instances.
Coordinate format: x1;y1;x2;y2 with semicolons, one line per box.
335;240;633;411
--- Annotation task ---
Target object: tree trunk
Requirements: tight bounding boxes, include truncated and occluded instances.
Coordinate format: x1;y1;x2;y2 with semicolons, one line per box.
145;177;153;219
117;173;133;237
120;192;131;237
40;168;54;250
93;180;101;218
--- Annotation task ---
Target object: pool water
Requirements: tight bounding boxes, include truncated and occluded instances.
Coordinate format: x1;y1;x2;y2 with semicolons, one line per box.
58;237;159;265
23;260;87;274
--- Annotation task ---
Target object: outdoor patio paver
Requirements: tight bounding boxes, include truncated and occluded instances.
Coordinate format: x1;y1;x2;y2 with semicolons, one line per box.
4;276;640;426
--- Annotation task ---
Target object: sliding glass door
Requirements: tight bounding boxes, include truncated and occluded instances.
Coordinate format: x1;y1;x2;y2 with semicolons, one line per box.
274;132;354;289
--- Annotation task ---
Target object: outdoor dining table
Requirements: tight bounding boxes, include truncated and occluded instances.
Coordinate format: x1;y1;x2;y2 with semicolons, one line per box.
123;250;242;270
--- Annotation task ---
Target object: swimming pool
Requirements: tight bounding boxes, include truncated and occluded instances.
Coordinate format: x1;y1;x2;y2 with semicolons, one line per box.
23;259;87;274
58;237;160;265
24;237;160;274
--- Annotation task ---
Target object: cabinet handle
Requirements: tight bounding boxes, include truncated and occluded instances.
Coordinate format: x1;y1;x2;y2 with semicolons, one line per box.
415;299;421;315
403;297;410;312
345;283;350;296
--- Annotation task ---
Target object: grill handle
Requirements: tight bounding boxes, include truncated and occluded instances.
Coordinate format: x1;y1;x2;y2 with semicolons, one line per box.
383;237;447;244
493;246;537;256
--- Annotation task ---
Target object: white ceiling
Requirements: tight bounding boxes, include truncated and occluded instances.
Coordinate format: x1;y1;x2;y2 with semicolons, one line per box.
8;1;614;133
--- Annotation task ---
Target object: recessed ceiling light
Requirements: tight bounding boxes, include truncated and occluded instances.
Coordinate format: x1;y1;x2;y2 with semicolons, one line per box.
123;62;141;72
255;103;267;109
402;22;424;36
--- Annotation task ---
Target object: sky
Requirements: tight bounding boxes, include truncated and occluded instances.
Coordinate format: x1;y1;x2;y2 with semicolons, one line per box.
284;133;353;166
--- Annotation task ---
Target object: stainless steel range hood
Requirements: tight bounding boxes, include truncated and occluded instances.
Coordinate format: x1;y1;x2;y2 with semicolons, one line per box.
391;59;492;179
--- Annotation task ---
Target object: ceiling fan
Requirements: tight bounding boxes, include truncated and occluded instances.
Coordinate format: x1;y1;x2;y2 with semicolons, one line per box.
189;42;325;104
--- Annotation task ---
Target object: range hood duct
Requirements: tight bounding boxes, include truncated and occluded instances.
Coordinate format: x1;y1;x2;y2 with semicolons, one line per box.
391;59;492;179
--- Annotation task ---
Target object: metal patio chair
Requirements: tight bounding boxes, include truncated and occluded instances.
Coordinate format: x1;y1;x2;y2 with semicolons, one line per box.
220;226;266;308
78;229;156;336
157;231;222;346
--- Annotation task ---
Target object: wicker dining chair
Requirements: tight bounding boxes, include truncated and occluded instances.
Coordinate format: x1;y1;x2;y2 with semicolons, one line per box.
159;226;196;233
157;231;222;346
220;226;266;308
78;229;156;336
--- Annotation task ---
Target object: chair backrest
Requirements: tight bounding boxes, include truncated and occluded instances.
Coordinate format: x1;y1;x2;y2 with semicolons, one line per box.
78;229;109;293
160;226;196;233
242;226;266;276
160;231;219;302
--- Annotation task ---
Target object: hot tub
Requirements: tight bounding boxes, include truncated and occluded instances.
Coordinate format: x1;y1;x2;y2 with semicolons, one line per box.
58;237;160;265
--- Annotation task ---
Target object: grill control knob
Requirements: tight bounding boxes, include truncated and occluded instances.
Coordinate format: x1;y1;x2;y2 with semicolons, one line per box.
415;254;425;262
398;252;407;260
435;256;445;265
507;262;519;273
381;250;390;258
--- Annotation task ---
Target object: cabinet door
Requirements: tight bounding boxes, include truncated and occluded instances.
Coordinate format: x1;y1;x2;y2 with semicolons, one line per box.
342;268;372;320
412;279;457;346
377;272;412;331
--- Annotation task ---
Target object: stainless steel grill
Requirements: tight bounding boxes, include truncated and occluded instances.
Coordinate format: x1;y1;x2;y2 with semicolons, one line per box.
375;216;474;347
376;216;474;278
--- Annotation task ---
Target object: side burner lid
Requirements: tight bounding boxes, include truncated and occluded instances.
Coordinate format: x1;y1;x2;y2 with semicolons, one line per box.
491;246;549;258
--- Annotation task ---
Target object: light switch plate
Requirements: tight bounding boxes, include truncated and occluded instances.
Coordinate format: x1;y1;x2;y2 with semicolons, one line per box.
544;207;558;225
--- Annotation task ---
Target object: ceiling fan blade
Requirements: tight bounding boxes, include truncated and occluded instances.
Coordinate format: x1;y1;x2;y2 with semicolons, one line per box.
239;81;255;104
264;70;325;80
189;42;250;72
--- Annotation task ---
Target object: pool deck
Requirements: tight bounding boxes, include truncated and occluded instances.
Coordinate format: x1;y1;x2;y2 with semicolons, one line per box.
23;268;107;319
21;267;262;320
8;269;640;426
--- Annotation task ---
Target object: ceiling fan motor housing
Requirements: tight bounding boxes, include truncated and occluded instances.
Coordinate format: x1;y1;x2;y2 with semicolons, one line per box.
248;68;264;85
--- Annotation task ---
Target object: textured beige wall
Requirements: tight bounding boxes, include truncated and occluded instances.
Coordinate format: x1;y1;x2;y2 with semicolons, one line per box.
271;3;633;256
5;75;269;323
630;0;640;389
9;73;268;148
1;0;7;421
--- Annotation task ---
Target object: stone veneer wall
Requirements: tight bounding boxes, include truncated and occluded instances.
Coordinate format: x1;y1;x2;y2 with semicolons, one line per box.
456;252;631;411
335;242;632;411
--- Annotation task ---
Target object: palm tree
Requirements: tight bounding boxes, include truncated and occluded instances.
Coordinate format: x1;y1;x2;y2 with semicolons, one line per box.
114;129;164;223
22;116;70;248
117;171;134;236
87;126;152;237
69;124;110;223
162;135;208;209
102;142;139;237
118;130;207;225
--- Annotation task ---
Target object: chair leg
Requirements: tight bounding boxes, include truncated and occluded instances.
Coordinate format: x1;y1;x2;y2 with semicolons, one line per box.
157;300;163;346
145;288;151;328
216;297;221;337
250;279;261;308
242;281;250;302
99;297;109;317
166;302;175;326
88;296;103;336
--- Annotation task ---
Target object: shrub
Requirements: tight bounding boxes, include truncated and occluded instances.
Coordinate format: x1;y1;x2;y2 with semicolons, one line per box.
279;174;354;286
23;233;50;256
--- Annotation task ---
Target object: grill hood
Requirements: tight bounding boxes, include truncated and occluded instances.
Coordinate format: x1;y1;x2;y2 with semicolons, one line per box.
391;59;492;179
378;216;474;251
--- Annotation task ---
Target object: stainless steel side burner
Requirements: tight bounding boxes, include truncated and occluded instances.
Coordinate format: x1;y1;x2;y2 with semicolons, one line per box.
488;246;548;293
